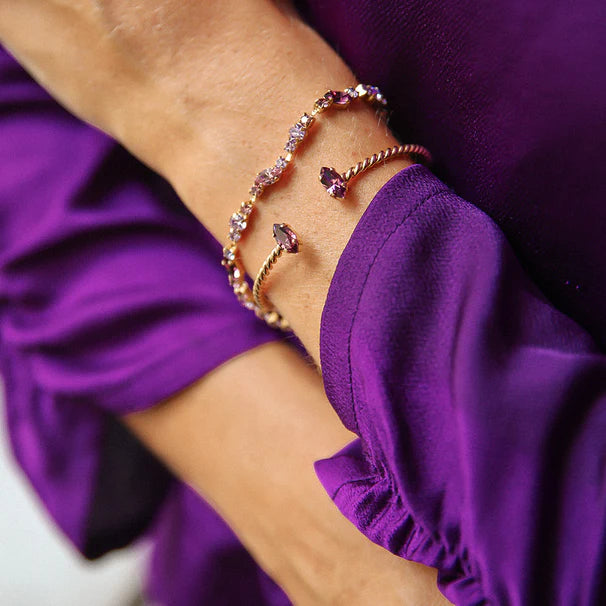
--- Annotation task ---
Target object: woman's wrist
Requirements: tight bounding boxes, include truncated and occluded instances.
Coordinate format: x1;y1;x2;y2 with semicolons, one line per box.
167;102;412;363
1;0;413;364
152;20;413;363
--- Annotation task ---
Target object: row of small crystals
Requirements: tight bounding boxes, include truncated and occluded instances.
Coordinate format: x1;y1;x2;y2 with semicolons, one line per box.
221;84;388;329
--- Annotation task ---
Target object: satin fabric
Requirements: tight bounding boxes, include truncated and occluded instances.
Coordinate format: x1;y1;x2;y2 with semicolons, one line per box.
1;0;605;603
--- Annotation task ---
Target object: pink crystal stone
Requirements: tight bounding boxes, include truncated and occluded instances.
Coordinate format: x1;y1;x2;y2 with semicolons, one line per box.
255;168;278;187
289;123;306;141
273;223;299;253
319;167;347;199
284;138;298;153
230;212;246;230
314;94;333;109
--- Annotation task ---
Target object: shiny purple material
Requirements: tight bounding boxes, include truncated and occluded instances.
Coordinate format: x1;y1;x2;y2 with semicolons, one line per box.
2;0;606;603
318;166;606;605
0;49;287;605
301;2;606;602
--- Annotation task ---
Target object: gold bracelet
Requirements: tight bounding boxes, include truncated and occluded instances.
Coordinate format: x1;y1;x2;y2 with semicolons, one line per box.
252;224;300;322
222;84;388;330
249;145;433;321
319;143;432;199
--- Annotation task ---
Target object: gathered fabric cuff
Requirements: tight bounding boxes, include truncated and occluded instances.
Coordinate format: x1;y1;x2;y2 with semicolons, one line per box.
318;164;606;604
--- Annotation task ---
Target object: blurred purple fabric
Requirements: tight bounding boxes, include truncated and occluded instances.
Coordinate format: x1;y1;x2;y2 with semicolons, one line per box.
1;0;605;604
0;48;288;605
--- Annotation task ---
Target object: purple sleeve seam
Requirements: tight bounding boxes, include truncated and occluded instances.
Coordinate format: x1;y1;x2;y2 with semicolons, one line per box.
329;474;383;501
346;187;450;437
60;326;280;415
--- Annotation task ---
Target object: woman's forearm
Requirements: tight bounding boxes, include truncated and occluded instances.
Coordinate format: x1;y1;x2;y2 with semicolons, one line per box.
0;3;448;601
158;16;414;364
1;1;412;364
124;342;450;605
168;96;412;365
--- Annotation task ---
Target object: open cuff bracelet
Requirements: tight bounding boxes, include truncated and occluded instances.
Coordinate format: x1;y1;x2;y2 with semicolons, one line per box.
221;84;432;330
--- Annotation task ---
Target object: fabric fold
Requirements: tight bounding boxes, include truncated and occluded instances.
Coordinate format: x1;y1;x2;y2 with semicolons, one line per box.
319;165;606;604
0;47;283;606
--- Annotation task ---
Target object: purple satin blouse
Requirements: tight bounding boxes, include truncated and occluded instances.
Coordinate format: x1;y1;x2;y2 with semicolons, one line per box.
1;0;605;604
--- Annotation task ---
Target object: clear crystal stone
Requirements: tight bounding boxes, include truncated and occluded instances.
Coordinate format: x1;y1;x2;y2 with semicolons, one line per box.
285;138;298;152
355;83;368;96
299;113;314;127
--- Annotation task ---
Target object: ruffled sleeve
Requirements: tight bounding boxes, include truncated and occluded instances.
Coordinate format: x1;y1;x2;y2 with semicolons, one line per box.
317;164;606;605
0;48;279;557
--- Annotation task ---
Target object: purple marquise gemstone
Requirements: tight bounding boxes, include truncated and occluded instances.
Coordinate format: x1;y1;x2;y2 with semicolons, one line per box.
332;91;351;106
273;223;299;253
319;166;347;199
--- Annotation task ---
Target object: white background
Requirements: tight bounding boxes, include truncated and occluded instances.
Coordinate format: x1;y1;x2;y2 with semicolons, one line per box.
0;382;150;606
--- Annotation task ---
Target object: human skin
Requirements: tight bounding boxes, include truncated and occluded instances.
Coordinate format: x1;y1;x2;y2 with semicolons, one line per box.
0;1;451;603
0;0;411;360
126;341;450;605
